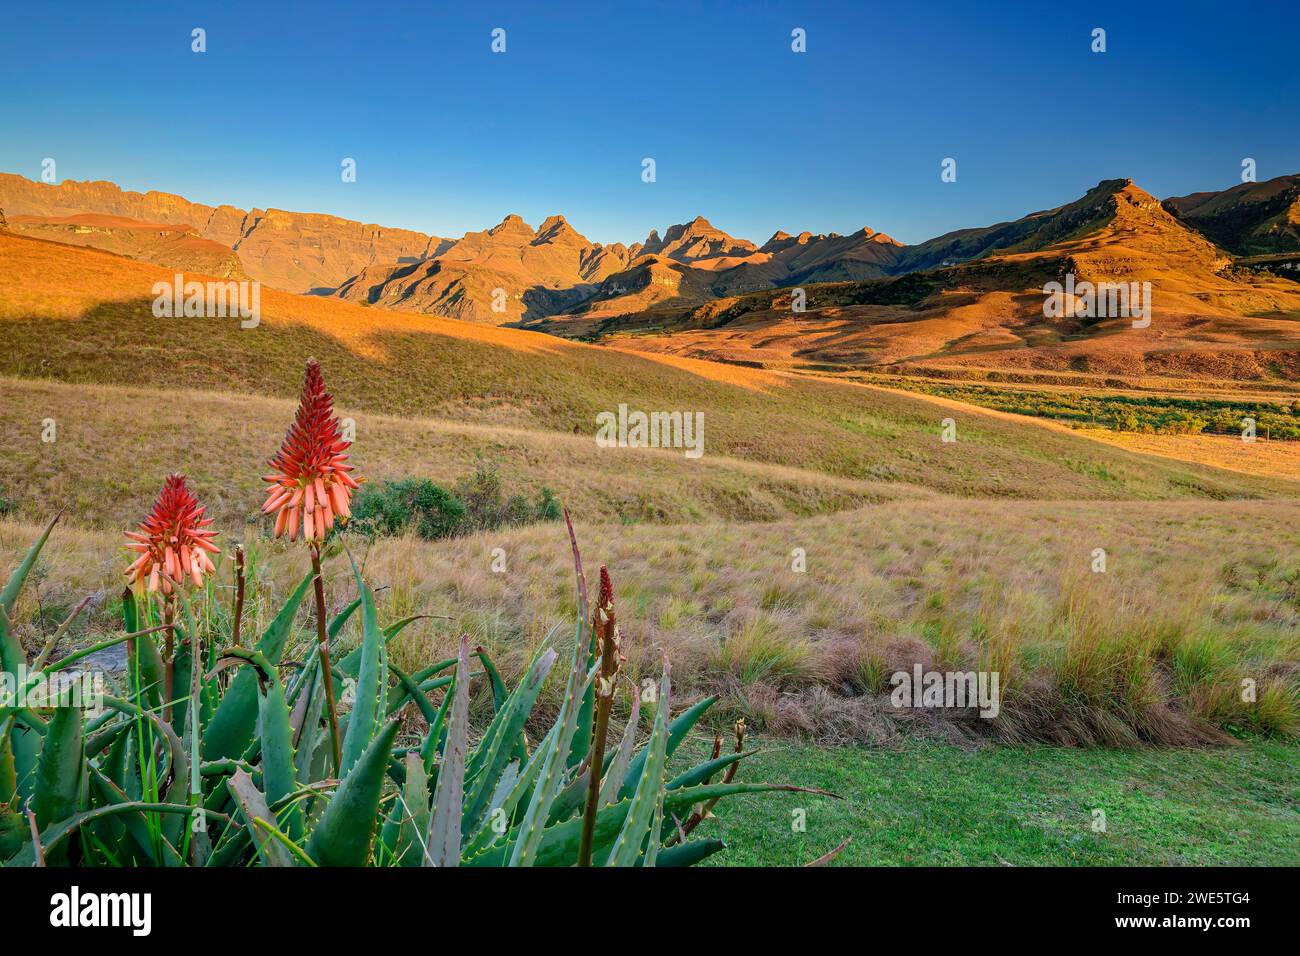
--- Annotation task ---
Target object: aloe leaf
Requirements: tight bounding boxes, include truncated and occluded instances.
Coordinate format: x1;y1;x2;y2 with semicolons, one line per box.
425;636;470;866
257;674;302;840
469;780;807;868
5;802;225;868
89;768;184;867
476;648;509;713
339;560;383;777
654;838;725;867
619;695;716;800
304;718;400;866
599;684;641;806
31;707;85;834
203;571;313;762
0;732;21;860
387;663;441;725
0;514;58;673
228;768;295;867
463;724;555;855
667;750;751;792
294;663;325;784
506;659;598;866
122;589;164;710
606;665;671;867
0;516;58;797
394;751;430;867
384;659;456;716
462;646;556;830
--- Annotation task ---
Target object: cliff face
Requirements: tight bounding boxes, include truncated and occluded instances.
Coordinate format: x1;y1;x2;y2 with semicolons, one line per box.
0;174;445;292
333;213;631;323
6;213;248;279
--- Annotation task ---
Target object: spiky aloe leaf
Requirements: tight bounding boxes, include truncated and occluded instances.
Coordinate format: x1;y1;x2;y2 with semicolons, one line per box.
207;648;300;841
304;718;400;867
340;559;384;777
0;514;57;673
0;731;21;860
477;648;509;712
478;647;529;766
462;646;557;830
393;751;430;867
31;707;85;834
618;695;716;800
228;769;295;867
293;662;325;784
6;802;227;868
506;660;598;867
668;750;752;791
121;589;165;711
606;665;671;866
419;676;454;773
462;724;555;856
89;769;184;867
425;636;470;867
203;571;313;762
1;515;59;799
386;663;447;724
256;672;301;839
654;838;725;867
599;684;641;806
337;610;424;679
468;780;813;868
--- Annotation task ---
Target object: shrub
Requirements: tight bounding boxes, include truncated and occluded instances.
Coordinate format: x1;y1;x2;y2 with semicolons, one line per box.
347;466;558;542
349;477;465;540
455;460;559;534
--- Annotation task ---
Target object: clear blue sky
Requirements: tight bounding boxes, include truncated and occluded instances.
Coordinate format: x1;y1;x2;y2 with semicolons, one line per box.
2;0;1296;246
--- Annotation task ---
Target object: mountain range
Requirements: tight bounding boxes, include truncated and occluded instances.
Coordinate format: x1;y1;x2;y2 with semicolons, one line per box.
2;170;1299;382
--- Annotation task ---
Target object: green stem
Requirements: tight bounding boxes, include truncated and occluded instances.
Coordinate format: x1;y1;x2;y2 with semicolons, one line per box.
312;545;343;777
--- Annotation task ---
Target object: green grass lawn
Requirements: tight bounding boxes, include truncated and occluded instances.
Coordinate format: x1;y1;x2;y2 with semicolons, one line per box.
688;737;1300;866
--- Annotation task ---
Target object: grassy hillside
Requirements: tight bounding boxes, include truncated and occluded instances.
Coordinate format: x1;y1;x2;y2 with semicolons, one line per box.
1;232;1295;527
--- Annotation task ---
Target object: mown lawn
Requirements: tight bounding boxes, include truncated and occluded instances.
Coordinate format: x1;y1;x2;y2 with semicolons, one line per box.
690;737;1300;866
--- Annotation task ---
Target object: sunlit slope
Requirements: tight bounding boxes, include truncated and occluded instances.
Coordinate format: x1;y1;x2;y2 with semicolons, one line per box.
1;232;1294;518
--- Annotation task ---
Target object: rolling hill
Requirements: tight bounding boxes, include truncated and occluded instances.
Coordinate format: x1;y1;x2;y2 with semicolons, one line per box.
1;228;1293;537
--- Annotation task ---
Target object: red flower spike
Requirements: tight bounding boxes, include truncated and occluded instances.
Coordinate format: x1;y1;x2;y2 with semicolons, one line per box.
125;474;220;594
264;359;359;542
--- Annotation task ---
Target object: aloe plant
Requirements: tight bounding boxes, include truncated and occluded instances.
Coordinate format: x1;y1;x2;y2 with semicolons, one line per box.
0;514;823;867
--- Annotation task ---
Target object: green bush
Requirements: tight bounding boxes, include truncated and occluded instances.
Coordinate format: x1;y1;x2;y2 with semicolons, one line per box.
349;478;465;540
347;465;559;541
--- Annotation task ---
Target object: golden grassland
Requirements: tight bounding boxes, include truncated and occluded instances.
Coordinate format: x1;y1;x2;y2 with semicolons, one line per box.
2;233;1298;747
1077;429;1300;480
5;496;1298;745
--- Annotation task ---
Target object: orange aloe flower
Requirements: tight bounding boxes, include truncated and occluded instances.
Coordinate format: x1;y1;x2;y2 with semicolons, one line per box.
125;474;220;593
262;359;360;542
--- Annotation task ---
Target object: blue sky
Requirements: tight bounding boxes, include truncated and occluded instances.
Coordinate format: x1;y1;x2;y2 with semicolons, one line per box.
2;0;1297;246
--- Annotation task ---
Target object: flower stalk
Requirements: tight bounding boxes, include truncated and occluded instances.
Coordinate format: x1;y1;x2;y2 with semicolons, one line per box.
311;543;343;776
577;565;621;867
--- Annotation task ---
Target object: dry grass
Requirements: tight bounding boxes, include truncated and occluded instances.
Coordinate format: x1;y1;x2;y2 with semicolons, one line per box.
6;496;1297;745
1078;428;1300;480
